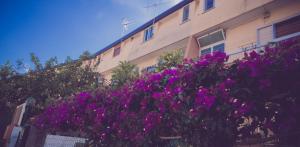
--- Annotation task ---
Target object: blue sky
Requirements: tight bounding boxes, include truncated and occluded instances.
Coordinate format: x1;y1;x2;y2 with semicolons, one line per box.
0;0;181;67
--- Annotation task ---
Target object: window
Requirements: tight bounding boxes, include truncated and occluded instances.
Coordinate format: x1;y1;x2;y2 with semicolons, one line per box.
144;26;154;42
200;43;225;56
113;47;121;57
182;5;190;22
200;48;212;56
197;30;225;56
274;15;300;38
142;65;157;74
146;66;157;73
257;15;300;45
197;30;224;47
213;43;225;52
204;0;214;11
257;25;273;46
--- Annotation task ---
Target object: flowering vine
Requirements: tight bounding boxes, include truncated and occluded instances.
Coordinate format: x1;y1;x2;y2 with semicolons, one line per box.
35;39;300;146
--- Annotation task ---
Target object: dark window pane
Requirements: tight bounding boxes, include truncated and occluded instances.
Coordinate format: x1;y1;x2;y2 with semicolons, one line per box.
144;26;154;41
113;47;121;57
144;29;148;41
182;5;189;22
275;15;300;38
147;66;156;73
198;30;224;47
201;48;211;56
205;0;214;10
149;26;153;39
213;43;225;53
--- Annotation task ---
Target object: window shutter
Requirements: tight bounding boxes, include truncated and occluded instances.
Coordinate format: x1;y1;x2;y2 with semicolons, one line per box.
275;15;300;38
257;25;273;46
113;47;121;57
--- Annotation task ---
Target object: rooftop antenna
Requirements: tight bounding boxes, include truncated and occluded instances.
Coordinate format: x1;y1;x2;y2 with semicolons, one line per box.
121;17;133;36
120;17;134;46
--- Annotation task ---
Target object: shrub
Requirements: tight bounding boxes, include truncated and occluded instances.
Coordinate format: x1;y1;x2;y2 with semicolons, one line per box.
35;39;300;147
110;61;139;89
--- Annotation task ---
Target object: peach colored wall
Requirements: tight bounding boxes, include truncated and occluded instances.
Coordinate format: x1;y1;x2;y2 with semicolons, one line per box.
185;36;199;59
226;0;300;54
88;0;300;80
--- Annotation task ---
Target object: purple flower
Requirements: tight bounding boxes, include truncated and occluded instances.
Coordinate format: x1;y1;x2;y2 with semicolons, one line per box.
170;100;182;111
249;51;259;59
76;92;92;106
157;102;166;113
195;88;216;109
152;92;162;100
94;107;106;125
162;69;178;76
149;73;162;82
143;112;162;133
167;76;179;85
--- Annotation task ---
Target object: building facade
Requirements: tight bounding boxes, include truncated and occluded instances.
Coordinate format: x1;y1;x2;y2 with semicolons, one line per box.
86;0;300;80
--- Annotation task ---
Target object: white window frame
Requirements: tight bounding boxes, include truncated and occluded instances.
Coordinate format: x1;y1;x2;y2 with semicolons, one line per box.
197;29;226;56
200;41;225;56
144;25;154;42
197;29;226;47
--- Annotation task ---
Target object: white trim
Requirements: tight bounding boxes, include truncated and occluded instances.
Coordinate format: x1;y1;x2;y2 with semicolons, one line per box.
202;41;225;49
199;41;225;56
196;29;226;47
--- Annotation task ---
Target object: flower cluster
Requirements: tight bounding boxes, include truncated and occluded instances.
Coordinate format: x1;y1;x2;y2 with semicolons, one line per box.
35;39;300;146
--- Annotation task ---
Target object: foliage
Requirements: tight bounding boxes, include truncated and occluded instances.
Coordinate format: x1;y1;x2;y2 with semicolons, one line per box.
111;61;139;89
35;39;300;147
79;50;92;61
157;50;184;72
0;51;103;124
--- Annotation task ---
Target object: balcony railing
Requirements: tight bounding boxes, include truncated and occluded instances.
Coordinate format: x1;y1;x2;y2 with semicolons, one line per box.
227;33;300;62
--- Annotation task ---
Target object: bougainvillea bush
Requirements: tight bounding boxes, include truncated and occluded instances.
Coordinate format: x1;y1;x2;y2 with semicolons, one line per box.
35;39;300;147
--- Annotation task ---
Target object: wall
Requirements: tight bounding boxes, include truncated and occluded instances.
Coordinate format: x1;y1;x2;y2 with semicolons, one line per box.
225;0;300;57
90;0;300;80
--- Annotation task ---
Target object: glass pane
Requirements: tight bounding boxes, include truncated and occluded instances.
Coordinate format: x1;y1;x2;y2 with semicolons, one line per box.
147;66;156;73
275;15;300;38
149;27;153;39
198;30;224;47
213;43;225;53
200;48;211;56
144;30;148;41
182;5;189;21
146;30;150;41
205;0;214;10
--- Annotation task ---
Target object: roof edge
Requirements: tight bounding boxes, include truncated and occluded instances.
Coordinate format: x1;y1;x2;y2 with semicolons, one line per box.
93;0;193;58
